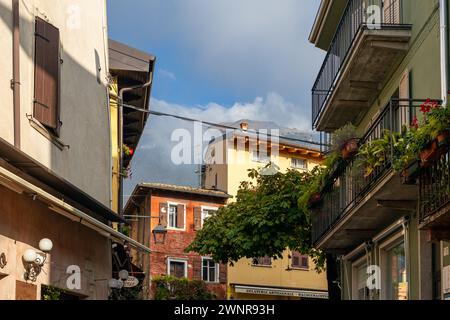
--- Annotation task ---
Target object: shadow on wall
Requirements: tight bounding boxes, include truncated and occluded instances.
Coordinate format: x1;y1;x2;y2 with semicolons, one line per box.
0;1;111;206
0;2;111;298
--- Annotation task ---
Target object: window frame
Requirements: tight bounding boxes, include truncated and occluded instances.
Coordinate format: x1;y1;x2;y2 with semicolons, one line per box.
378;232;407;300
201;206;218;227
201;257;219;283
290;251;310;270
351;256;370;301
167;202;186;231
251;150;271;164
167;258;188;279
291;158;308;170
252;256;272;268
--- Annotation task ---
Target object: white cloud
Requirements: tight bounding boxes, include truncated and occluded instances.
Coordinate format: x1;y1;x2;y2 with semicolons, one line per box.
159;68;176;81
150;92;311;131
123;92;312;195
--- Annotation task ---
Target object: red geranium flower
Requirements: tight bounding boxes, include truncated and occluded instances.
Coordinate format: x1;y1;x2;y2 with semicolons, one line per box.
411;116;419;129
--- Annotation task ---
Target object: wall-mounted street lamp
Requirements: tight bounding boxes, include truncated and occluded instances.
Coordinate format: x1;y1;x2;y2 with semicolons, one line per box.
22;238;53;282
108;269;130;289
152;223;167;244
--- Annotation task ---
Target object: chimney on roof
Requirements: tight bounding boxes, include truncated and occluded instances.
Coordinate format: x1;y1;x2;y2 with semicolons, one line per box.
240;121;249;132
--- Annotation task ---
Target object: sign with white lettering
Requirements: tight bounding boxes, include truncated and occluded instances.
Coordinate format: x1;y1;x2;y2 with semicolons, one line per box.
123;276;139;288
234;285;329;300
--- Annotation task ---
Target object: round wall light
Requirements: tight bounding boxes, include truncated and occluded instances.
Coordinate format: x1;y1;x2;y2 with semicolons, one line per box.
39;238;53;253
23;249;37;263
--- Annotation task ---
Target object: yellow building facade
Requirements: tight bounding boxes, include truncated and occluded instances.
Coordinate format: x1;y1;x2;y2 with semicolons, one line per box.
203;125;329;300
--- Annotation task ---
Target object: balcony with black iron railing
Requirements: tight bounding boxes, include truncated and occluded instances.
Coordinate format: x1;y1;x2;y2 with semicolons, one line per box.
312;0;412;132
312;99;432;251
419;149;450;239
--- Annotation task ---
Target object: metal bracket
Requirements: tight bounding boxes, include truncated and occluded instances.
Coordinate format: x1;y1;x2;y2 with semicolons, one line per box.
0;252;7;269
10;79;21;90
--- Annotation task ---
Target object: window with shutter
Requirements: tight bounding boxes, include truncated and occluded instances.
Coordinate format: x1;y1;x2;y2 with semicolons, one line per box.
167;203;185;230
291;251;309;269
34;17;60;132
201;207;218;227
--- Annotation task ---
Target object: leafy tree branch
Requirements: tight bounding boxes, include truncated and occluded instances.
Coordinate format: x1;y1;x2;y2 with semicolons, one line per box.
186;166;326;271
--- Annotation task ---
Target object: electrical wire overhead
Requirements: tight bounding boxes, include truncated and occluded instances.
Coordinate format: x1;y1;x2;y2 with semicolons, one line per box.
120;102;325;148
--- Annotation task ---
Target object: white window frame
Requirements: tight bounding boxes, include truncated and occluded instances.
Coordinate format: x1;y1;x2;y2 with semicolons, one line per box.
291;157;308;170
167;258;188;278
167;202;186;231
201;206;218;227
201;257;219;283
251;150;271;164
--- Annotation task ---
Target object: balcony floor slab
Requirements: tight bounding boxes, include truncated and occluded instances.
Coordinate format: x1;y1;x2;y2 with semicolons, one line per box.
316;26;412;132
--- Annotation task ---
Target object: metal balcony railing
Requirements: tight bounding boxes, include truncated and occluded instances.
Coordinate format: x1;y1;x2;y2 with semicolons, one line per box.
312;0;404;129
312;99;430;245
419;150;450;222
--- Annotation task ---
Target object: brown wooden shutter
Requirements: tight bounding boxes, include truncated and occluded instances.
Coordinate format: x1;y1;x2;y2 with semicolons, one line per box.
34;17;60;130
176;204;185;229
193;258;202;281
219;264;227;284
193;207;202;231
159;203;168;227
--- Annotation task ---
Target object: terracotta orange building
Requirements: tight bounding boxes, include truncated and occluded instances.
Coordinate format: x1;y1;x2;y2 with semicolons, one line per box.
123;183;230;299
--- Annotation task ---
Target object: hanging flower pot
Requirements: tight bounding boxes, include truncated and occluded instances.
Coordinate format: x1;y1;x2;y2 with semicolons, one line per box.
436;130;450;148
420;140;439;168
341;138;359;160
400;160;420;185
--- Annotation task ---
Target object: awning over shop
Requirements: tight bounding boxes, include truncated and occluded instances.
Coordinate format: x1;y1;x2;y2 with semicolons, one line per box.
0;160;151;254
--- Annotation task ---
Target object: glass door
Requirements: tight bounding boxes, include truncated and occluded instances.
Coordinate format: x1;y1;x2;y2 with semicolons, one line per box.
384;241;407;300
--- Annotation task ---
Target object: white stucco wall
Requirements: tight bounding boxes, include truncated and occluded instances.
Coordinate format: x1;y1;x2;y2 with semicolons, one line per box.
0;0;111;207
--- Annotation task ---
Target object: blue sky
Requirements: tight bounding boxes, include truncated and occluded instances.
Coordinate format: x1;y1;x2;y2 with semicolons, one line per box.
107;0;325;193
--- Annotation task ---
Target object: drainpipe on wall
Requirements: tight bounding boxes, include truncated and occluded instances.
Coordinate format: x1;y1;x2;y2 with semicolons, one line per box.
440;0;448;105
12;0;21;149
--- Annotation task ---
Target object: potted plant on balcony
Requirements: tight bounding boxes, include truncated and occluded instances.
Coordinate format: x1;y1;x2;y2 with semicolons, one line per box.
426;103;450;149
300;166;328;209
123;144;135;157
390;127;422;185
357;132;390;178
331;124;359;160
415;100;450;167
